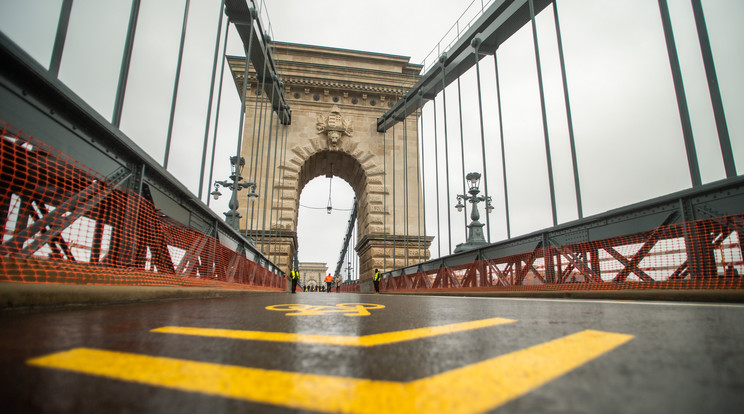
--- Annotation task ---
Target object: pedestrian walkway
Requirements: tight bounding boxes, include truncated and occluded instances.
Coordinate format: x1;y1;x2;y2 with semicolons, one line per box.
2;292;743;413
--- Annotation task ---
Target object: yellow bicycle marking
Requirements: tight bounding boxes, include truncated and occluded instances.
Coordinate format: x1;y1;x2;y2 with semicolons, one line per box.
265;303;385;316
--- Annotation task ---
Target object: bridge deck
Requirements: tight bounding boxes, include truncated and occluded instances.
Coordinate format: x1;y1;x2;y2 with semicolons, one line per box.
1;291;743;413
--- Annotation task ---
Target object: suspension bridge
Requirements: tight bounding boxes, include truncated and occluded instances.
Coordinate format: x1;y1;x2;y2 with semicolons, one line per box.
1;0;743;412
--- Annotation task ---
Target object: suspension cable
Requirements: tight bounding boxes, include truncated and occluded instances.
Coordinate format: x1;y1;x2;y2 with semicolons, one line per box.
112;0;138;127
267;87;281;260
472;38;492;242
275;119;289;264
270;119;283;263
241;20;258;220
199;0;226;200
383;125;387;272
392;121;397;269
235;10;257;232
347;235;351;281
334;199;357;277
403;97;409;266
493;52;511;239
164;0;191;169
260;76;278;253
248;51;269;234
354;218;358;279
206;15;230;208
440;59;453;255
456;78;468;234
432;97;442;258
528;0;558;226
553;1;583;219
417;90;424;263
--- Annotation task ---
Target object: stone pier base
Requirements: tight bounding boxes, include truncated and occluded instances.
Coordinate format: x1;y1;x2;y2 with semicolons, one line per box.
357;235;433;291
246;230;297;278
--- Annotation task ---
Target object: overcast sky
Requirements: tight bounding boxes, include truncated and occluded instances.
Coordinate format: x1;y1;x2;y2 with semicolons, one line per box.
1;0;742;275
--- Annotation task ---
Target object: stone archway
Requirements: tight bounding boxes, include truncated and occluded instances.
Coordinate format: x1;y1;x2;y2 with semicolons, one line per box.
296;151;371;239
231;42;432;290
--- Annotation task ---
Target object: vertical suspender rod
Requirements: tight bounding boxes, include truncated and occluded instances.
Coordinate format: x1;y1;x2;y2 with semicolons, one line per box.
403;98;410;266
657;0;702;187
690;0;736;178
440;57;453;254
493;53;511;239
418;90;427;263
456;78;469;233
112;0;142;127
472;38;493;240
206;16;231;207
49;0;74;77
199;0;226;200
164;0;191;168
528;0;558;226
432;97;442;257
552;1;583;219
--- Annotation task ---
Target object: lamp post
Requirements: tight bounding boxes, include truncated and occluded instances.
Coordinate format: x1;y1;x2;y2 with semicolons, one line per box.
211;155;258;231
454;172;494;253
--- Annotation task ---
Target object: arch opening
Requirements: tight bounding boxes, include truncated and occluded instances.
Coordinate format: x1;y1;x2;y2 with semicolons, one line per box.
297;175;358;283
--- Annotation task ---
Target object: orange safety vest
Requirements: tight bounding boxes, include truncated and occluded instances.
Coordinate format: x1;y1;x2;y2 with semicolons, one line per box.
324;275;334;283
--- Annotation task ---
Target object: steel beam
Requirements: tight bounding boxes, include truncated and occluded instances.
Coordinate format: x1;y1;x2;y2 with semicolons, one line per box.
224;0;290;124
377;0;553;132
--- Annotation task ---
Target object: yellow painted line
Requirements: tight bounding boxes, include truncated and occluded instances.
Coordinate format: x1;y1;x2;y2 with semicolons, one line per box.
27;329;633;414
151;317;516;347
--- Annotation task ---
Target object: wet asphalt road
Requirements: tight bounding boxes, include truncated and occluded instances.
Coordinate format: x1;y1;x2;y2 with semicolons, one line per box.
1;292;743;413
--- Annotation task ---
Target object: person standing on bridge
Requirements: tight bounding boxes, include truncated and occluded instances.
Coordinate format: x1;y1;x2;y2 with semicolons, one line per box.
289;267;299;294
373;269;381;294
324;273;334;293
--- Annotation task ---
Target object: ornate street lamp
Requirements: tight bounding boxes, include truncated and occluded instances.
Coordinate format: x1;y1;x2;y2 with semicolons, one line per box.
454;172;494;253
211;155;258;231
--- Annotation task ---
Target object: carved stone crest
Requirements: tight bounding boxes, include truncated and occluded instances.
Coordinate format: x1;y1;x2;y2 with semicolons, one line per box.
316;105;353;150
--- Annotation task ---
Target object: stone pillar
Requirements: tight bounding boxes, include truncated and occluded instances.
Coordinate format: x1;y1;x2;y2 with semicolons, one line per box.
357;235;433;292
229;43;430;283
247;230;297;276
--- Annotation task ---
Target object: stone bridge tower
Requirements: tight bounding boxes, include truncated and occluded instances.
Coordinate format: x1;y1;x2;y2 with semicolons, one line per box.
230;42;431;291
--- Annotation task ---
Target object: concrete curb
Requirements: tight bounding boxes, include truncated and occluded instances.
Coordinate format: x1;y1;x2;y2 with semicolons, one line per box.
0;282;280;311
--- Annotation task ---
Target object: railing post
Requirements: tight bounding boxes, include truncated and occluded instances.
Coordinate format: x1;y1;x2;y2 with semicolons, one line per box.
685;220;717;281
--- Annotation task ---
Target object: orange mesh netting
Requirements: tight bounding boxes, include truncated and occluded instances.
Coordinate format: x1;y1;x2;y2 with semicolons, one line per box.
0;121;284;290
382;214;744;293
340;283;360;292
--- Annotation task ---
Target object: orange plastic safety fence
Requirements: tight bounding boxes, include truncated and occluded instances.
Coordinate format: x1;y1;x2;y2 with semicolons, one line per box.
0;122;284;290
383;214;744;293
339;283;360;292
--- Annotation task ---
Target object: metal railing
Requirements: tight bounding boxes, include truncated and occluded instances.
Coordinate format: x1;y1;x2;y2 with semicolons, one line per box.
419;0;493;72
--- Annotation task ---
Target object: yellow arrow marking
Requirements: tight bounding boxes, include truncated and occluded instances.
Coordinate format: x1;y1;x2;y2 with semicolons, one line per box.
27;330;633;413
152;317;515;347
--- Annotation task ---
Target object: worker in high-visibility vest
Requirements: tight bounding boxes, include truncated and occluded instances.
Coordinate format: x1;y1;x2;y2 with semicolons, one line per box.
324;274;334;293
373;269;381;293
289;267;299;294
